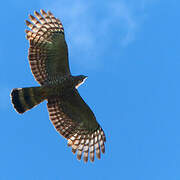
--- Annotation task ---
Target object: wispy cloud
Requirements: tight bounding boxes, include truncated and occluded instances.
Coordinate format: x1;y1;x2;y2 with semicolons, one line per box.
40;0;146;69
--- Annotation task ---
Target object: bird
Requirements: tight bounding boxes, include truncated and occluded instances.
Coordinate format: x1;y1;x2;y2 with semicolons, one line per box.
10;9;106;162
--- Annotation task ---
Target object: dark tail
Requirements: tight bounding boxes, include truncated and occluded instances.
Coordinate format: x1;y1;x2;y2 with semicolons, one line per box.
10;86;46;114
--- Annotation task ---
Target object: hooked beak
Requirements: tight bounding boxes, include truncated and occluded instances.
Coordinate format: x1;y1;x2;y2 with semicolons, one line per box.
84;76;88;80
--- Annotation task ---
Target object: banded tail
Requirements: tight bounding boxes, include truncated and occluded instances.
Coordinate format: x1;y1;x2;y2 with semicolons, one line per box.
11;86;46;114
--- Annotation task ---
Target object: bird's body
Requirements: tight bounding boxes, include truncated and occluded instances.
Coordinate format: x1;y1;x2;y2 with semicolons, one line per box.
12;75;86;113
10;10;106;162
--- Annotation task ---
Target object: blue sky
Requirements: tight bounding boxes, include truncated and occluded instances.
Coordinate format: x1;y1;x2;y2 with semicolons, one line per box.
1;0;180;179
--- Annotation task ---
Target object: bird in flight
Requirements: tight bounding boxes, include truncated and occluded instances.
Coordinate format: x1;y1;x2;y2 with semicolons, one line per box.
10;10;106;162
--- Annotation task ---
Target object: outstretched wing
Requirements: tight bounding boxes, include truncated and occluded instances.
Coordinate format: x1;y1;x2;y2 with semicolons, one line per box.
47;90;106;162
25;10;71;85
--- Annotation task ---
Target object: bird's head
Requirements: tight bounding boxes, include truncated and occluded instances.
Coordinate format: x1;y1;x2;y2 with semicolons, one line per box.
74;75;88;89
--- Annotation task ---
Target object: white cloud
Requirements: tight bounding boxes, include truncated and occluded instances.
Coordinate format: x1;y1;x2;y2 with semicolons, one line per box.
106;2;138;46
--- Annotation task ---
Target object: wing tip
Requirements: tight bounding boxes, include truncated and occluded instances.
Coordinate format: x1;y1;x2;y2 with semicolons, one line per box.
68;126;106;163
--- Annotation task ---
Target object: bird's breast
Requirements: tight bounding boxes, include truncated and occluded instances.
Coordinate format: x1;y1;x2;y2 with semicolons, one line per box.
44;76;74;98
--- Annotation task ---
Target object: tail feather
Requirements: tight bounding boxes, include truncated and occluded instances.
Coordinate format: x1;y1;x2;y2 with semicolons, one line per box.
11;86;46;114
